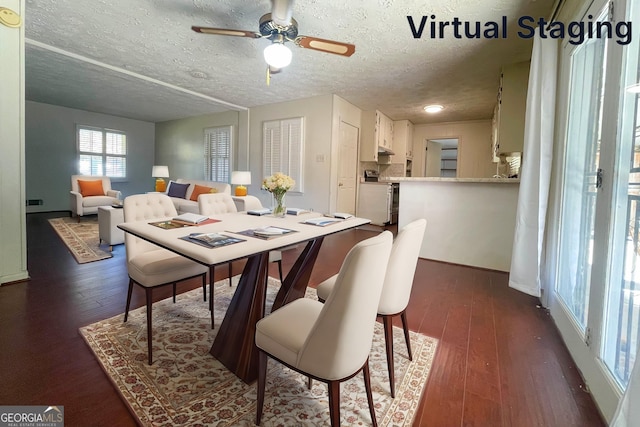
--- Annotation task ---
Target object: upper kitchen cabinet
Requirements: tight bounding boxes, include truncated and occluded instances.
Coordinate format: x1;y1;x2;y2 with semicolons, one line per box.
393;119;414;160
492;61;530;160
392;119;414;175
361;110;394;162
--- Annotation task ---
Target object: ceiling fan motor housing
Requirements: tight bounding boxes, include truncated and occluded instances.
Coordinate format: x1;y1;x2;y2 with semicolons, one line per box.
259;13;298;41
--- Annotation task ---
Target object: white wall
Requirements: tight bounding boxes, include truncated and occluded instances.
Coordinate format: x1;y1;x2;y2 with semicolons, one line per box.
25;101;156;211
413;120;496;179
399;179;519;271
0;0;28;284
155;110;240;181
248;94;334;212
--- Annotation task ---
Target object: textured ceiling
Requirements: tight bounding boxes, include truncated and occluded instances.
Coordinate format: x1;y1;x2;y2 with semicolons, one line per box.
24;0;555;124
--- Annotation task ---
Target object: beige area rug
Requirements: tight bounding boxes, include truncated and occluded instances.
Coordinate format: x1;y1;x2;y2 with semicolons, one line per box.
48;217;112;264
80;277;438;426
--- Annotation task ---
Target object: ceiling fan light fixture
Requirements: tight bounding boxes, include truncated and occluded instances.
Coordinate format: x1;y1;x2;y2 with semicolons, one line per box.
264;42;292;68
424;104;444;113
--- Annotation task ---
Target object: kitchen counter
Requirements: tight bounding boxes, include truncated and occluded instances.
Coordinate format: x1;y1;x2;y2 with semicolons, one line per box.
397;179;519;272
388;177;519;184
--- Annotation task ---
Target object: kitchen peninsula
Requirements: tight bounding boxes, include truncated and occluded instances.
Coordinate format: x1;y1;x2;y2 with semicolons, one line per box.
394;177;520;272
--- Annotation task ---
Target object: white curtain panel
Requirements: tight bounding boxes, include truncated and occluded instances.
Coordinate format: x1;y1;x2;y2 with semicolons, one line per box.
610;341;640;426
508;29;558;297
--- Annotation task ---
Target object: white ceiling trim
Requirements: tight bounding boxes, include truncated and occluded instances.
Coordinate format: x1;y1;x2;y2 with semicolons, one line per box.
25;38;248;112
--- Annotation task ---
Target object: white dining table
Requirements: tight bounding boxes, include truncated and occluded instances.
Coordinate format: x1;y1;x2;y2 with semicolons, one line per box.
119;212;370;383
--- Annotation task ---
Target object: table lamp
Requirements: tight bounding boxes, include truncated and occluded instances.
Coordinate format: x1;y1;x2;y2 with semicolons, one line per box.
231;171;251;196
152;165;169;192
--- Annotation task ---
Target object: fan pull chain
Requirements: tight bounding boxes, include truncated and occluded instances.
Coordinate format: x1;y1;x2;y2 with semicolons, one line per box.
266;66;271;86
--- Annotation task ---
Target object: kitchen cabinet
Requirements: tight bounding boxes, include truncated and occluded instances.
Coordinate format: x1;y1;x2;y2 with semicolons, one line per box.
360;110;394;162
492;61;530;160
392;119;414;176
392;120;414;160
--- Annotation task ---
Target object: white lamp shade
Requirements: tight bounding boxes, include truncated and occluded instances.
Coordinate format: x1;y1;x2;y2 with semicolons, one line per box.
264;43;292;68
152;165;169;178
231;171;252;185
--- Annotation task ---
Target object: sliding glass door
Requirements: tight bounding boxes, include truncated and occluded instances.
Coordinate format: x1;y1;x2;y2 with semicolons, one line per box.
602;0;640;389
551;0;640;418
555;11;608;332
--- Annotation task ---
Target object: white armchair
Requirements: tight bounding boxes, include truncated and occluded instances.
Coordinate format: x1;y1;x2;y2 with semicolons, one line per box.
70;175;121;219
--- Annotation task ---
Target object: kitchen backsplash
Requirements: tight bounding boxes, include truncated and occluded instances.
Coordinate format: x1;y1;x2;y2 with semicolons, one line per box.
379;163;405;179
359;161;406;180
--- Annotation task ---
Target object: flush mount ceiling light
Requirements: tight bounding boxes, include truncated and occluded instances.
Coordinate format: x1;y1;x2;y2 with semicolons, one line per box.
424;104;444;113
264;39;293;68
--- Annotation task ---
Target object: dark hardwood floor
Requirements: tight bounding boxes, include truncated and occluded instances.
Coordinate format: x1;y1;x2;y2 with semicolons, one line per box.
0;212;605;426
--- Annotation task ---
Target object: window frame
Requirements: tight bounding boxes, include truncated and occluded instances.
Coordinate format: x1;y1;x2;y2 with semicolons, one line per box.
204;125;233;183
76;125;127;181
262;117;304;194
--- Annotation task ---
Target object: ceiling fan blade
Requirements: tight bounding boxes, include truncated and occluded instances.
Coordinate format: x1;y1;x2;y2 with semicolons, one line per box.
191;26;261;39
271;0;294;26
295;36;355;57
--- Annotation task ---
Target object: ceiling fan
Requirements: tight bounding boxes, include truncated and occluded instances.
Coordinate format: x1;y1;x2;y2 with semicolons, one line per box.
191;0;355;80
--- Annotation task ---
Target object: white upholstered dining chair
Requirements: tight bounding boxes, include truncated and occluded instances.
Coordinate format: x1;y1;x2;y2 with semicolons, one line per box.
316;218;426;398
123;193;209;365
198;193;283;292
255;231;393;427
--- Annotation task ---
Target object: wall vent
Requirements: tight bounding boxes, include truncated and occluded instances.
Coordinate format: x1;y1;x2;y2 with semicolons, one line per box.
26;199;43;206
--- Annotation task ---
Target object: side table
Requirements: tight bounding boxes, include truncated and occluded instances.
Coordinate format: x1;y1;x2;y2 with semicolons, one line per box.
98;205;125;251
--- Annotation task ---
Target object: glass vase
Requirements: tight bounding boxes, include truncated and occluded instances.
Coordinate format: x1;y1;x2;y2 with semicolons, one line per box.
272;192;286;218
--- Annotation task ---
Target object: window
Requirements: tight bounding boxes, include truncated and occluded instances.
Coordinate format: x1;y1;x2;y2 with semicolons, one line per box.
263;117;304;193
204;126;232;183
77;126;127;178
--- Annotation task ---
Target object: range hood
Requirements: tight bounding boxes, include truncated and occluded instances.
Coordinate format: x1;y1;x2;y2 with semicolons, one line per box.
377;146;395;155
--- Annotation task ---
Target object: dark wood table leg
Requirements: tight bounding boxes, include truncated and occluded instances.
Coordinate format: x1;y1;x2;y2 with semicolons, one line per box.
272;236;324;312
210;252;270;383
210;237;325;384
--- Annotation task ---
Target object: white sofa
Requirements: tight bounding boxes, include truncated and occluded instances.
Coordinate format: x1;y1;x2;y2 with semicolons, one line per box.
166;179;231;214
70;175;122;219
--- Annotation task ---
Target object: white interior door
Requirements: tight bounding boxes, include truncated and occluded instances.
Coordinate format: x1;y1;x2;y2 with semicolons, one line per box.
336;121;358;214
424;140;442;177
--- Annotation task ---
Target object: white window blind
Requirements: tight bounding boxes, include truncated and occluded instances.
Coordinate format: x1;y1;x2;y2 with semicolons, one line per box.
263;117;304;193
77;126;127;178
204;126;232;182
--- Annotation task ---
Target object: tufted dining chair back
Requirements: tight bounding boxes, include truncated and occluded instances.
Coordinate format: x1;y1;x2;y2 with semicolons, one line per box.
197;193;238;215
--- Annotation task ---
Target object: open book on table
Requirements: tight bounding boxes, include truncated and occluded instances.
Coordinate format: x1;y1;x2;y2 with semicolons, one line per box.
181;232;244;248
286;208;311;216
325;212;353;219
173;212;209;224
302;217;344;227
233;226;297;239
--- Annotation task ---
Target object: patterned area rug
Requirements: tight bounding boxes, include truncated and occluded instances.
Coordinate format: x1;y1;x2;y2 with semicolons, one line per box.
80;277;438;426
48;217;112;263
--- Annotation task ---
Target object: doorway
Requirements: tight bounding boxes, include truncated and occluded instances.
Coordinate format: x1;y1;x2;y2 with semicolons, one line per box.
424;138;459;177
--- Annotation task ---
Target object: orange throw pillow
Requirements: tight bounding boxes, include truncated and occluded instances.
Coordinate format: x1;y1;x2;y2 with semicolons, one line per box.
189;184;217;201
77;179;105;197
